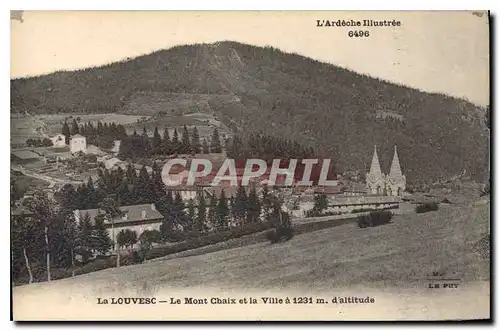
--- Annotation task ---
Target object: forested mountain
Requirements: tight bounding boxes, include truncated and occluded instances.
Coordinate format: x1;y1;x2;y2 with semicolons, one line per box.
11;41;490;185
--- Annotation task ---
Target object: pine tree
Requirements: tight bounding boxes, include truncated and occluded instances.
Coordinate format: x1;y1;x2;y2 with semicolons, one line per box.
166;190;174;206
163;127;171;155
152;126;162;154
91;215;112;255
233;185;248;226
116;180;131;206
210;128;222;153
187;199;196;231
62;121;71;144
135;165;155;203
74;212;92;263
202;138;210;154
207;197;217;231
197;196;207;232
216;190;229;230
172;128;180;154
56;184;78;215
70;119;79;136
247;186;262;223
126;163;137;184
181;125;191;154
174;191;185;211
261;186;272;221
152;162;165;198
191;126;201;154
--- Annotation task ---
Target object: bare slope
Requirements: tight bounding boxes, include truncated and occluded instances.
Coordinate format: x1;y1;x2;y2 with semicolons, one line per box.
11;41;490;184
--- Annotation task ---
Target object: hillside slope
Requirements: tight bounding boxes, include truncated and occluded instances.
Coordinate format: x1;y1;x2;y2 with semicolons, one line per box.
13;191;490;320
11;41;490;184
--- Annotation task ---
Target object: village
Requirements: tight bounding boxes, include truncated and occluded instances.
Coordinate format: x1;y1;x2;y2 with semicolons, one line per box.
10;111;461;290
11;116;438;258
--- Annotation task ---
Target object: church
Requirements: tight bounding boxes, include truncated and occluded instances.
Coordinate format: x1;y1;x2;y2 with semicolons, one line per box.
366;145;406;197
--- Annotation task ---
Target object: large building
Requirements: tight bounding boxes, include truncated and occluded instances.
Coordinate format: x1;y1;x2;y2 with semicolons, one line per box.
366;145;406;196
70;134;87;154
73;203;164;251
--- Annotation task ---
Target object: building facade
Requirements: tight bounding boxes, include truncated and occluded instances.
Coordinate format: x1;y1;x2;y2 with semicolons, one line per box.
73;203;164;251
70;134;87;154
50;134;67;148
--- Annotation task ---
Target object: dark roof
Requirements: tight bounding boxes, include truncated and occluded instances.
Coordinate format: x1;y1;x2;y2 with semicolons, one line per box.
74;203;164;226
11;149;40;160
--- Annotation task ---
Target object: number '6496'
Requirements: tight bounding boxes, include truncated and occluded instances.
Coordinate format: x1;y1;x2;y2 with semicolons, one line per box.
348;30;370;37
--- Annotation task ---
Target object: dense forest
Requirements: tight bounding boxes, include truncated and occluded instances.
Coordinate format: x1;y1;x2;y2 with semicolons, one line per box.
11;41;490;185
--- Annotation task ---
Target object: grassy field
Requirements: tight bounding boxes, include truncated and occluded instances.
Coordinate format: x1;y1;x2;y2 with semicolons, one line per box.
11;171;50;194
12;184;490;320
11;113;146;146
11;112;231;147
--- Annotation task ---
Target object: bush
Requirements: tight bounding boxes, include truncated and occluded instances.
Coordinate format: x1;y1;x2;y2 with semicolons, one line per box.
357;214;371;228
415;202;439;213
119;250;142;266
357;210;393;228
74;257;117;275
266;224;294;244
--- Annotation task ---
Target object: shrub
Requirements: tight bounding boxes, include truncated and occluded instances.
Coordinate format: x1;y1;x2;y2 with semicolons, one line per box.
266;224;294;244
369;210;393;226
357;210;393;228
415;202;439;213
73;257;117;276
357;214;372;228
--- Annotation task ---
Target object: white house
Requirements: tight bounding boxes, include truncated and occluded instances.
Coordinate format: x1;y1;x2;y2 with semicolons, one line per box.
70;134;87;154
50;134;67;148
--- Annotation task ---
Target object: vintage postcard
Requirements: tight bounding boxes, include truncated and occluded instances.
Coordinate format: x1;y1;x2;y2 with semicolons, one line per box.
10;10;490;321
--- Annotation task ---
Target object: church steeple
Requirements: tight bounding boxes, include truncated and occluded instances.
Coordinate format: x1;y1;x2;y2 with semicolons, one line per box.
369;145;383;178
389;145;403;178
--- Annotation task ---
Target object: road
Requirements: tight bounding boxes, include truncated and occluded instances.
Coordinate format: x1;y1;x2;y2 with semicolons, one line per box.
12;165;82;186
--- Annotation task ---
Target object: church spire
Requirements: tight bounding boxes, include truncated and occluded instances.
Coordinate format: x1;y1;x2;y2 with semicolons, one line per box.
369;145;383;178
389;145;403;178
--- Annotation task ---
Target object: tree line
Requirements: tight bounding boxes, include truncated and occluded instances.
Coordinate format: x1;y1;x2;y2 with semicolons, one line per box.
226;132;316;162
118;125;221;160
62;119;127;150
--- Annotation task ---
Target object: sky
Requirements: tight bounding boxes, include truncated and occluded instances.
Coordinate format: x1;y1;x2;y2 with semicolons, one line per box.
10;10;490;106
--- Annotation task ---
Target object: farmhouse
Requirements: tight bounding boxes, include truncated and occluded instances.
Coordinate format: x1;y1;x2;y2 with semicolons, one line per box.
70;134;87;154
50;134;67;148
73;203;164;250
